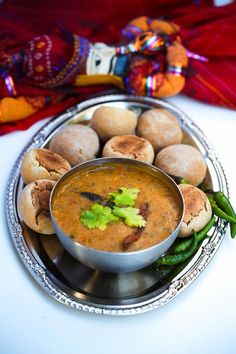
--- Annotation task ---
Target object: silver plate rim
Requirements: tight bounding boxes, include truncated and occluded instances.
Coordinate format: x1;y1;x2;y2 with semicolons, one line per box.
6;94;229;316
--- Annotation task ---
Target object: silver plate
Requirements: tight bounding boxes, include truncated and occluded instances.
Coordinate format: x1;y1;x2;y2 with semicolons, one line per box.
6;94;228;315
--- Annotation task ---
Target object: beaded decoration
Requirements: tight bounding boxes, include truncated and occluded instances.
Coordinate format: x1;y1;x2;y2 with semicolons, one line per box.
24;33;91;88
116;32;165;56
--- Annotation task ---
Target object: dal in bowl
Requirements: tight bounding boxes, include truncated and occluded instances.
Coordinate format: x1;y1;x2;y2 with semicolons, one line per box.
50;158;184;273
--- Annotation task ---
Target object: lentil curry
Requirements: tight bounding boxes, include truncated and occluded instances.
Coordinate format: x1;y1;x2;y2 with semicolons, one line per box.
52;163;181;252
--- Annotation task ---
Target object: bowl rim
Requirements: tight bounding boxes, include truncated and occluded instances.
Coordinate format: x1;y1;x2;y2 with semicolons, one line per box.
49;157;185;256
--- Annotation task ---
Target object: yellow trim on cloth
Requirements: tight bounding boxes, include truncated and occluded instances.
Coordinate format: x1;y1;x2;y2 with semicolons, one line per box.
74;74;124;89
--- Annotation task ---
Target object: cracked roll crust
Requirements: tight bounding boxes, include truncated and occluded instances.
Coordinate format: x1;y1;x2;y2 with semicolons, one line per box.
21;148;71;185
49;124;100;166
18;179;55;234
102;135;154;164
178;184;212;238
137;108;182;152
155;144;207;186
90;106;138;141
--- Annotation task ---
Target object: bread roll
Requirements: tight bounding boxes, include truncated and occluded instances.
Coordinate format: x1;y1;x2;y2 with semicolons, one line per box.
18;179;55;234
102;135;154;164
21;148;71;185
90;106;138;141
155;144;207;186
137;108;182;151
49;124;99;166
179;184;212;237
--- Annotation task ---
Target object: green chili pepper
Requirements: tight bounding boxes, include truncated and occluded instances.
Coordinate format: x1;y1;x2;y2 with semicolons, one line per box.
179;178;189;185
173;216;216;254
169;175;188;185
207;193;236;223
214;191;236;238
156;230;198;266
198;183;214;194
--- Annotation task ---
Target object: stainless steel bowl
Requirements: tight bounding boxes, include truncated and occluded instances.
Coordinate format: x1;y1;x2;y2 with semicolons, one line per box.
50;158;184;273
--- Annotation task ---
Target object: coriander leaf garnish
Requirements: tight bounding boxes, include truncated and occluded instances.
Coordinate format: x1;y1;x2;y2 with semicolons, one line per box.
80;204;119;231
109;187;140;207
112;206;146;228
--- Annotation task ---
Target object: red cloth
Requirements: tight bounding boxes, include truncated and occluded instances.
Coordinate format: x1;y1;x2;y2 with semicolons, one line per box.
175;4;236;108
0;0;236;135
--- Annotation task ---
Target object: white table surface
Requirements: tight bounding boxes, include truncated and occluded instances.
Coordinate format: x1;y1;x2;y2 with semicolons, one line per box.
0;95;236;354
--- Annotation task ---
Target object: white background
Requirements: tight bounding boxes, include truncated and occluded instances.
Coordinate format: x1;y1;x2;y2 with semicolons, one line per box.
0;94;236;354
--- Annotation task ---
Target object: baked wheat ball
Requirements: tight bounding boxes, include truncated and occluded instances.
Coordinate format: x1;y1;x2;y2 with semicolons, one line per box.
178;184;212;237
137;108;182;151
49;124;99;166
18;179;55;235
155;144;207;186
102;135;154;164
21;148;71;185
90;106;138;141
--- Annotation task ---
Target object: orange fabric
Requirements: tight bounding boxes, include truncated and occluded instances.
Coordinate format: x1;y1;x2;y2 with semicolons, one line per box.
0;96;42;123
